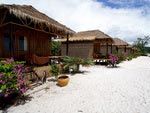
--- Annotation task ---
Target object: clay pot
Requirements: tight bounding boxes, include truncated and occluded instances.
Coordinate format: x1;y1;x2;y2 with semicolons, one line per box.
57;75;69;87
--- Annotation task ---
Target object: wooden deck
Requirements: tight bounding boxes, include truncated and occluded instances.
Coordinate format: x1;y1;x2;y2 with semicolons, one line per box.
94;58;111;65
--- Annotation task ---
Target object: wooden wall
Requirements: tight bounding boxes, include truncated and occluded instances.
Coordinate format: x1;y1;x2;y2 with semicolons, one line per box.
0;23;51;60
0;27;2;58
0;25;12;58
126;48;132;55
61;41;93;59
112;46;132;55
14;25;51;60
0;27;2;57
100;45;112;56
112;46;118;54
93;39;113;58
61;39;113;59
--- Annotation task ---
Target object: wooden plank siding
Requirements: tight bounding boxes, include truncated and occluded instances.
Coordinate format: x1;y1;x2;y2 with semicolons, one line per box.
61;41;94;59
0;27;2;57
0;23;51;60
61;39;113;59
0;24;11;58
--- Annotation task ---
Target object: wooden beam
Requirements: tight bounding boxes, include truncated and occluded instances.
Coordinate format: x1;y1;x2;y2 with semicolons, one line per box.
0;22;68;37
0;10;8;25
66;34;69;56
4;22;52;36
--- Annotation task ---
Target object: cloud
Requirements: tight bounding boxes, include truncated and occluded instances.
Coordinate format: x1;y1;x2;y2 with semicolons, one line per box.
0;0;150;43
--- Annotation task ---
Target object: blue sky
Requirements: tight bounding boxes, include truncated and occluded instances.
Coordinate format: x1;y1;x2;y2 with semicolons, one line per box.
0;0;150;44
99;0;150;8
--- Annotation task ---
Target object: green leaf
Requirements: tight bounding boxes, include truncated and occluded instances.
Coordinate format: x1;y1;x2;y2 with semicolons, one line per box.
1;85;7;91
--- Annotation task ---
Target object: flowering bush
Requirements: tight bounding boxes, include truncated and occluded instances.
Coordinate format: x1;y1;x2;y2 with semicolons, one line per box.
109;54;118;67
0;58;27;98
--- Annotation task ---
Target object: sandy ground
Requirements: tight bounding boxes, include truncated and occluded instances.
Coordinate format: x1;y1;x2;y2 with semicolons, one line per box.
1;56;150;113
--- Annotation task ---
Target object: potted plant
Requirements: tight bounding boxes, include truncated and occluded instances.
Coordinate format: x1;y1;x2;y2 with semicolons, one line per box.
51;64;69;87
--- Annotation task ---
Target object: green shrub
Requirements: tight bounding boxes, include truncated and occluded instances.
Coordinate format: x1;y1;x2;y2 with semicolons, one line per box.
0;58;27;109
62;56;93;73
51;41;61;56
116;52;127;63
0;59;26;95
82;58;94;66
51;64;59;78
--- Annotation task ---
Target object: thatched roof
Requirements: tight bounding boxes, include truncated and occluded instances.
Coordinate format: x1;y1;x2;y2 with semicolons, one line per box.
0;4;75;36
126;45;132;48
59;30;113;42
58;36;95;42
112;38;129;46
74;30;113;39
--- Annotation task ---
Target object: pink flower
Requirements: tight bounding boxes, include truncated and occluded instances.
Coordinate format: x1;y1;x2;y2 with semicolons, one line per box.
0;73;3;78
109;54;118;66
0;80;5;84
20;88;26;94
4;57;14;64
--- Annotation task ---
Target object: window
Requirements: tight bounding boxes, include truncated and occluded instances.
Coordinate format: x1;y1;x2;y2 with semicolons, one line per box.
4;34;11;52
19;36;27;51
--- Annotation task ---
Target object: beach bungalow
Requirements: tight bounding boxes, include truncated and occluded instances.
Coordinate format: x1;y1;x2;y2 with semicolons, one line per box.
126;45;133;54
0;4;74;62
60;30;113;59
129;46;138;54
112;38;129;55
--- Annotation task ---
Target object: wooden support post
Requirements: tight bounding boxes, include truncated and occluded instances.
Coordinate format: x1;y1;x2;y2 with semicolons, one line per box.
106;39;108;57
125;45;126;52
10;23;14;58
116;46;118;53
66;34;69;56
99;43;101;54
111;44;112;54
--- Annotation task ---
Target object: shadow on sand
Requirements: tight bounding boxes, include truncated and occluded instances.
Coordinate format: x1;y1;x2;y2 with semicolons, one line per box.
0;93;32;112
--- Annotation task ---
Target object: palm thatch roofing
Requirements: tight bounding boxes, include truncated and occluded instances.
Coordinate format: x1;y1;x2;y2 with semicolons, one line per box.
112;38;129;46
0;4;75;36
59;30;113;42
126;45;132;48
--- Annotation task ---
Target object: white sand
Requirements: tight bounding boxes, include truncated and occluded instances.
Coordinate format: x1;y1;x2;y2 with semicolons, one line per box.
2;56;150;113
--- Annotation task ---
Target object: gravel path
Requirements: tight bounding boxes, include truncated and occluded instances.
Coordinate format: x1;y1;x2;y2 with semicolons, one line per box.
2;56;150;113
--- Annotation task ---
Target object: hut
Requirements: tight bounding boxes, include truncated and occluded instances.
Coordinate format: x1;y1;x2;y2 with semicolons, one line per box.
60;30;113;59
112;38;129;55
0;4;74;62
126;45;133;54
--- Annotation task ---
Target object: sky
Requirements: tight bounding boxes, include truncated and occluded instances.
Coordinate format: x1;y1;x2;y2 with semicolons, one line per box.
0;0;150;44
